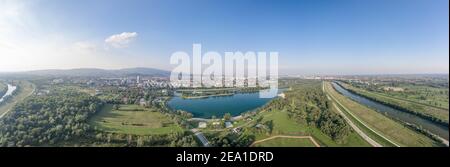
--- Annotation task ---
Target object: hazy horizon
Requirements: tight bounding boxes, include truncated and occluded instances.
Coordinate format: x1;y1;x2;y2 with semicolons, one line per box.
0;66;448;76
1;0;448;75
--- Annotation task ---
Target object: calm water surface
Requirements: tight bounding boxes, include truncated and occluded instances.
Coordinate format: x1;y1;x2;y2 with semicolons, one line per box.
168;91;277;118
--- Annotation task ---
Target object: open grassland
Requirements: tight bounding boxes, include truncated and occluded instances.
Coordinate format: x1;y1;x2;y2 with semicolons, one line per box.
382;84;448;109
89;104;183;135
253;109;371;147
340;82;448;125
252;136;318;147
0;81;35;117
325;82;441;147
331;98;396;147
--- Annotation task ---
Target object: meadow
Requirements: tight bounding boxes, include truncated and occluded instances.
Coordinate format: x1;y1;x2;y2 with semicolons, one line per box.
251;108;370;147
252;137;318;147
89;104;183;135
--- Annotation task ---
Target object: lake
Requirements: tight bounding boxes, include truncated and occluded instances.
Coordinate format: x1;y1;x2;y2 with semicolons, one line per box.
332;82;449;140
168;91;277;118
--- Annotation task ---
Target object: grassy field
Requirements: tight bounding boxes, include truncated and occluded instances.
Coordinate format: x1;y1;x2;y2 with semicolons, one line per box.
253;109;371;147
382;84;448;109
252;137;317;147
0;81;35;117
89;104;183;135
331;98;397;147
324;82;441;147
341;82;449;124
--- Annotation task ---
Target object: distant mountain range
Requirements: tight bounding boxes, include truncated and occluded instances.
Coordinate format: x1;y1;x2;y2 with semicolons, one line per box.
18;67;171;77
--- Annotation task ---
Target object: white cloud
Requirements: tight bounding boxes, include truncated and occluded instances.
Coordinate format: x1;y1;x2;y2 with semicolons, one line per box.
104;32;138;48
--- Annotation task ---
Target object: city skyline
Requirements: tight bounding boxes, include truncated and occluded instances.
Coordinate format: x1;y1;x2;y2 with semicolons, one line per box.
0;0;448;75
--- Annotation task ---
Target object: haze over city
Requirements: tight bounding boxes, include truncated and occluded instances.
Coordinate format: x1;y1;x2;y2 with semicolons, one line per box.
0;0;448;75
0;0;449;153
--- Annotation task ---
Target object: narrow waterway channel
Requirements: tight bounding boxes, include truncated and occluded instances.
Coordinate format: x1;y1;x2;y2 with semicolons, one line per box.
0;84;17;103
332;82;449;140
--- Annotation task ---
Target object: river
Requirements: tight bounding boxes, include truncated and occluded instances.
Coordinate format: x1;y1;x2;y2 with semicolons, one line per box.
0;84;17;103
332;82;449;140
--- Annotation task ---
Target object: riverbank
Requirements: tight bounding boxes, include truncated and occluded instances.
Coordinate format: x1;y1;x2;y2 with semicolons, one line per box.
0;84;17;104
334;82;448;140
337;82;449;126
327;81;444;146
0;81;35;119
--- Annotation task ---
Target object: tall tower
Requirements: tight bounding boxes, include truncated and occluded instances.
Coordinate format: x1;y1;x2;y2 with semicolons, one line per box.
137;75;140;84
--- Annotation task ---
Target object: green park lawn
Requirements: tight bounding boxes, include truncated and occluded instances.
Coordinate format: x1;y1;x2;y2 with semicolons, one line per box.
253;137;317;147
253;109;370;147
89;104;183;135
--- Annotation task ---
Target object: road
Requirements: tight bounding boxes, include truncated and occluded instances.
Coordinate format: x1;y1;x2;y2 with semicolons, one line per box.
331;102;382;147
323;82;393;147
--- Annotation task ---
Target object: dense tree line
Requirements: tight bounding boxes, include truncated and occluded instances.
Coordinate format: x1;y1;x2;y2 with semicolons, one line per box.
87;131;198;147
0;83;199;147
259;80;351;143
100;86;171;105
208;132;255;147
285;82;350;142
0;90;104;147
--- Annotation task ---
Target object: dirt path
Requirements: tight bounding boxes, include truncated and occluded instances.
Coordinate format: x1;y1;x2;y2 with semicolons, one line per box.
251;135;321;147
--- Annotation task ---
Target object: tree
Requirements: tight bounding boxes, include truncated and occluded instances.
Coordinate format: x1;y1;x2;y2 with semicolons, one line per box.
223;113;232;121
113;104;119;110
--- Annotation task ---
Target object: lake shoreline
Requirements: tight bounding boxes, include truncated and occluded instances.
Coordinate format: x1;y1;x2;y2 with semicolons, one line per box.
168;91;278;119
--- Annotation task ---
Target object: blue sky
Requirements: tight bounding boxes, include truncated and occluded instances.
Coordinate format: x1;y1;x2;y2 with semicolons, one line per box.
0;0;448;74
